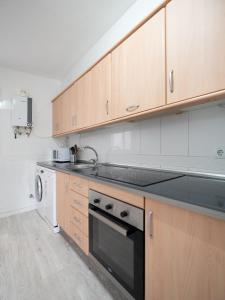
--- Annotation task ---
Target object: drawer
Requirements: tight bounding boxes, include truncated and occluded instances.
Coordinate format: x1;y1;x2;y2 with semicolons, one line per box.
69;207;88;237
69;222;89;255
69;190;88;216
69;175;89;197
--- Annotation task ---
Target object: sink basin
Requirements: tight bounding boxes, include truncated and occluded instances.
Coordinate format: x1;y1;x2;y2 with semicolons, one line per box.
67;163;95;170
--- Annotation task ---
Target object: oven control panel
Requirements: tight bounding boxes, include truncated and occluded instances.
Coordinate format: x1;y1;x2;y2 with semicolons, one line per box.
89;190;144;231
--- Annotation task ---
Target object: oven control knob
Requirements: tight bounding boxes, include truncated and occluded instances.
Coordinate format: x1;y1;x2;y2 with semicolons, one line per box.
105;204;113;210
94;198;101;204
120;211;128;218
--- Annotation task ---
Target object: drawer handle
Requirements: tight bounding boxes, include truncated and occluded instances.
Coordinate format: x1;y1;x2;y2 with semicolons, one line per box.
72;199;82;206
126;105;140;112
73;216;81;224
73;183;82;188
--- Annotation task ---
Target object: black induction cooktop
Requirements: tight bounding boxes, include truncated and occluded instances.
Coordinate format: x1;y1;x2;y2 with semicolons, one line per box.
93;165;184;187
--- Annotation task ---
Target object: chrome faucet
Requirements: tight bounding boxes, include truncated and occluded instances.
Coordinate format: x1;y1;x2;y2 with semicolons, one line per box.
83;146;99;166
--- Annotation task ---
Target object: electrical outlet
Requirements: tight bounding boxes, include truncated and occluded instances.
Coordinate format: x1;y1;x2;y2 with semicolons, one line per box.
216;147;225;159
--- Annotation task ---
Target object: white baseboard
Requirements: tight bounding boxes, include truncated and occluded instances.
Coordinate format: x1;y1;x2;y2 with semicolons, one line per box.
0;204;37;219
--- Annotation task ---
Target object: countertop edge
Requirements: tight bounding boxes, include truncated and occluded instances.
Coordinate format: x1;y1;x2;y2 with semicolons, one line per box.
37;162;225;222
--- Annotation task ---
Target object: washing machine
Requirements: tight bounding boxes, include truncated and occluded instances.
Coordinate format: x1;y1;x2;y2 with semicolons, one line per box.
35;166;59;232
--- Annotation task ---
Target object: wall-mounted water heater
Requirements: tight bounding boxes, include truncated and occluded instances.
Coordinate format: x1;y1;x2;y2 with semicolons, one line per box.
11;96;33;138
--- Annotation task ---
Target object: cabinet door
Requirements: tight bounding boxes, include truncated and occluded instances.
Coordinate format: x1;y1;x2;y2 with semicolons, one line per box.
166;0;225;104
56;172;69;232
61;90;71;133
77;72;92;128
52;97;62;135
70;82;79;131
112;9;165;119
90;54;111;124
145;199;225;300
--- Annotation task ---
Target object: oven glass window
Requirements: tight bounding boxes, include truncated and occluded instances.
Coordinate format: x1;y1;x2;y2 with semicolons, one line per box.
94;216;134;288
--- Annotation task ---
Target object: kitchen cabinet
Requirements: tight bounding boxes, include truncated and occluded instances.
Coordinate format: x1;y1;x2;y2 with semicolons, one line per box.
166;0;225;104
70;82;79;131
56;172;70;232
52;96;62;135
77;72;92;129
52;0;225;136
90;54;111;124
56;173;89;255
111;9;165;119
61;88;72;133
68;189;89;255
145;198;225;300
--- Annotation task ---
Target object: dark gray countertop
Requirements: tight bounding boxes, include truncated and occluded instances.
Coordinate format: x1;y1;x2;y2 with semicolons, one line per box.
37;161;225;221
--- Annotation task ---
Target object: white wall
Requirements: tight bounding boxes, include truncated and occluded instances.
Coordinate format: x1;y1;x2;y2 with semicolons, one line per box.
61;0;162;89
0;67;66;217
69;104;225;175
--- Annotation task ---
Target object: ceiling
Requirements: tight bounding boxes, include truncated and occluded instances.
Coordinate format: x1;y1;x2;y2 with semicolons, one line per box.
0;0;137;79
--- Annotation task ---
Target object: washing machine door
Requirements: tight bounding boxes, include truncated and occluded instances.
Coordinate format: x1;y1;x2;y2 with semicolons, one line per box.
35;175;43;202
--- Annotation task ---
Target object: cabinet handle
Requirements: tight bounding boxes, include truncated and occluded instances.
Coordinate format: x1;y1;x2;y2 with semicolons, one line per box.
70;217;81;225
126;105;140;112
148;210;153;238
71;199;82;207
169;70;174;93
73;216;81;224
72;115;77;127
106;100;109;115
73;182;82;188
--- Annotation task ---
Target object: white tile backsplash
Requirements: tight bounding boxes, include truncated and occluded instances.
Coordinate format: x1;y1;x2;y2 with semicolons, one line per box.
161;113;189;156
140;118;161;155
189;106;225;157
68;104;225;175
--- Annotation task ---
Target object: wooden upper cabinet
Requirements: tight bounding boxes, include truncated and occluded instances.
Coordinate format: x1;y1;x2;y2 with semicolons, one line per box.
77;72;92;129
166;0;225;104
90;54;111;124
61;89;71;133
52;96;62;135
145;198;225;300
111;9;165;119
70;82;79;131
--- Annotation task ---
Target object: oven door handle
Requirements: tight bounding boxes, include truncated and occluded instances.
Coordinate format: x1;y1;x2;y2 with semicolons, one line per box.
89;209;130;237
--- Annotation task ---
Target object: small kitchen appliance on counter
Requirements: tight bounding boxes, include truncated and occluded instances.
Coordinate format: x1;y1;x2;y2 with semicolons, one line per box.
52;148;70;162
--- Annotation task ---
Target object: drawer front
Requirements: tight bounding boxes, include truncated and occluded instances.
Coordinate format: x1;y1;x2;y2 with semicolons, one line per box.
69;175;89;197
69;222;89;255
69;207;88;237
69;191;88;216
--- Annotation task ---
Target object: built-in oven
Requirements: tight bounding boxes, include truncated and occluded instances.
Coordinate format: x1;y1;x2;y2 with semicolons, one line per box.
89;190;144;300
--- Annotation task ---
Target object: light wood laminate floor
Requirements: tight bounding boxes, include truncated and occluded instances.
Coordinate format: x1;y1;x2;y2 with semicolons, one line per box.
0;210;126;300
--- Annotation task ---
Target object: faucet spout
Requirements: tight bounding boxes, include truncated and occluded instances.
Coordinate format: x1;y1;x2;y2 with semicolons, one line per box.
83;146;98;166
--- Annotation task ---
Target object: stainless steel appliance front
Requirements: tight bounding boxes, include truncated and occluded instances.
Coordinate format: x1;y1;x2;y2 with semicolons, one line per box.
89;190;144;300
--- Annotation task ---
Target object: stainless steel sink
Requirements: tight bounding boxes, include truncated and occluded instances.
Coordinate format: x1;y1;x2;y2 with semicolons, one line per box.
67;163;95;170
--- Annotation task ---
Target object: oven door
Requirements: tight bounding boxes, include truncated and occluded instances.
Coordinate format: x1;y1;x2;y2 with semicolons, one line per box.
89;205;144;300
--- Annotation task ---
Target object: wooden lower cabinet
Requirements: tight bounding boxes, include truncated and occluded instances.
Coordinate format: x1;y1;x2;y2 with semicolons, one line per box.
145;198;225;300
67;189;89;255
56;172;89;255
56;172;70;232
69;174;89;197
